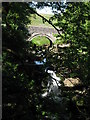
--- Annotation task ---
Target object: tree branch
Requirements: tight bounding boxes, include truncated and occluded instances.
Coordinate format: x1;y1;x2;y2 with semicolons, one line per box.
29;7;62;35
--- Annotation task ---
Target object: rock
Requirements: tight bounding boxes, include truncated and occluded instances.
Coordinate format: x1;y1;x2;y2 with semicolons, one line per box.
63;78;81;87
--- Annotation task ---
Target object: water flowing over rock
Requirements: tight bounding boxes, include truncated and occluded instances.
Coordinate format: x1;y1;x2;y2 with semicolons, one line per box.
42;68;62;102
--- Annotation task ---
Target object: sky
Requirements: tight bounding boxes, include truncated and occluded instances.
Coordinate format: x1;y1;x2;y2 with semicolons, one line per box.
31;1;53;14
32;1;67;15
36;6;54;15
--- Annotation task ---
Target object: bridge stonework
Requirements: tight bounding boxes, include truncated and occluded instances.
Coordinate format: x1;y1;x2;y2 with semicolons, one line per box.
27;26;58;43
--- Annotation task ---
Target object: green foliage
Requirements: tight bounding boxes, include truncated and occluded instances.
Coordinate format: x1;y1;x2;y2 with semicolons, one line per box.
2;3;31;29
2;2;43;120
53;2;90;82
2;2;31;54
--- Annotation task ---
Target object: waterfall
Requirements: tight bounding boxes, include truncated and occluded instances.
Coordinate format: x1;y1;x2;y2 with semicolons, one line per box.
42;68;62;102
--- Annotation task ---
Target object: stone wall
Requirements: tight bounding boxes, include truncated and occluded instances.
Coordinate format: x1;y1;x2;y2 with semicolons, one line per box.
28;26;58;34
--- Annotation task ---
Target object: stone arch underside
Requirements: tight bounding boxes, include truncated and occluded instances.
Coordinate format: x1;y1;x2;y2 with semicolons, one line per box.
27;26;60;46
27;33;55;46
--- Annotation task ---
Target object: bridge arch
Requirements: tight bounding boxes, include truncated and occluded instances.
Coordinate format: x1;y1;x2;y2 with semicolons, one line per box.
27;33;56;46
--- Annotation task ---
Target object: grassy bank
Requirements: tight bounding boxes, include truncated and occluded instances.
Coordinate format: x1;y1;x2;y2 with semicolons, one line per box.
31;36;50;46
28;14;56;27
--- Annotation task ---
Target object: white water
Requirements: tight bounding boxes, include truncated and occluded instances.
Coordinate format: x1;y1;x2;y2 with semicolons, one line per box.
42;69;62;102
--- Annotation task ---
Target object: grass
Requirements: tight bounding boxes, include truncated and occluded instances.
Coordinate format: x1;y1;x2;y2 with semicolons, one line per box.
28;14;56;28
31;36;50;46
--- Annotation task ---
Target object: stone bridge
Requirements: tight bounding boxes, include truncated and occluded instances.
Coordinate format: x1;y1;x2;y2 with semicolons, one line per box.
27;26;59;43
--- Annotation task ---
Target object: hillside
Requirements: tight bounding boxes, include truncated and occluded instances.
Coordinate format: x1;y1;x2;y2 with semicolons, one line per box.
28;14;56;27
